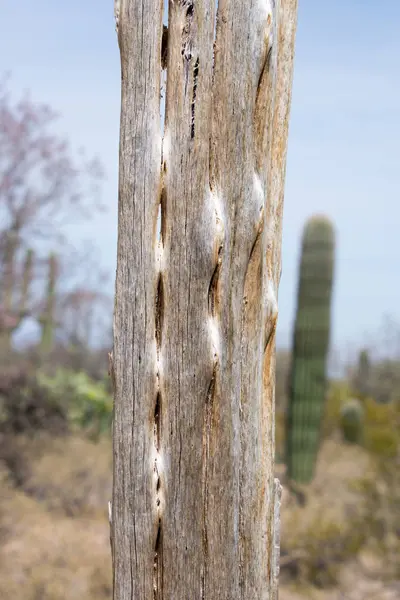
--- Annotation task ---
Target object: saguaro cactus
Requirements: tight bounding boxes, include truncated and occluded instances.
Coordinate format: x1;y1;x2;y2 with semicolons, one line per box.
111;1;298;598
20;248;34;315
40;253;57;353
0;246;33;351
353;348;371;399
286;215;335;485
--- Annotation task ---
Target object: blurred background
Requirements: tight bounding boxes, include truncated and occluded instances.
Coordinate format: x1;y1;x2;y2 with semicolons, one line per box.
0;2;399;600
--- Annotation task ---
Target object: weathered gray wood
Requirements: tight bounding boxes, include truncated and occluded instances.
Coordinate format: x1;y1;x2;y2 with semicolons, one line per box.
111;0;298;598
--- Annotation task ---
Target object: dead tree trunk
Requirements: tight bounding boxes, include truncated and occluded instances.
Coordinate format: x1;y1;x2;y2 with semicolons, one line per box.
111;0;298;598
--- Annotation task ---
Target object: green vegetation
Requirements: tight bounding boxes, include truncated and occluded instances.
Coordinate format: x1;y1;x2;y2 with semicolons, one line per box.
38;369;112;441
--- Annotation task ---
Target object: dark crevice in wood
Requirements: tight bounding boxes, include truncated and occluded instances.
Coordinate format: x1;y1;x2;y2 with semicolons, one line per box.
161;25;168;70
264;318;277;353
160;187;166;242
201;364;217;600
157;187;167;245
153;387;162;596
212;1;219;80
129;538;135;600
209;0;218;191
247;220;264;279
181;0;194;61
207;245;222;317
256;46;272;104
254;42;273;173
160;1;168;137
154;392;161;453
191;57;199;139
181;0;194;98
155;274;164;352
153;520;163;600
182;0;194;18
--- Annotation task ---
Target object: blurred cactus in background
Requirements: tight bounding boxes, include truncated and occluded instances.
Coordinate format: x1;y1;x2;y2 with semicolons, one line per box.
340;398;364;444
20;249;34;315
285;215;335;485
0;75;105;359
39;253;57;354
352;348;371;399
0;245;34;353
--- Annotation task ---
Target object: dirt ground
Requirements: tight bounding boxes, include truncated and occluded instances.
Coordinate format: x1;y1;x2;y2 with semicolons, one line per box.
0;433;398;599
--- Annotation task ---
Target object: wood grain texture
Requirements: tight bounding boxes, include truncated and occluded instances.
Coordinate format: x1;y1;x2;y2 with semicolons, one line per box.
111;0;298;598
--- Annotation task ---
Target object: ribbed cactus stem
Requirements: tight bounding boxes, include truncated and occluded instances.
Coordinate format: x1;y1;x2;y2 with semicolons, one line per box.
286;215;335;485
40;253;57;353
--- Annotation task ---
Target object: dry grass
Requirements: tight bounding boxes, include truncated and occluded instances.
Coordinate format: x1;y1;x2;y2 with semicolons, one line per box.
0;435;112;600
21;434;112;517
278;439;399;598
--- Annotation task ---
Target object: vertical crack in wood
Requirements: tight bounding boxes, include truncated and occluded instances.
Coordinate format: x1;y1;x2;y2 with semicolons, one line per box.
207;245;222;317
108;500;114;571
253;4;276;176
212;0;219;81
202;209;223;598
153;519;163;600
201;364;216;600
181;0;194;96
154;178;164;599
155;274;164;356
191;57;199;139
154;392;161;454
157;187;167;246
153;388;163;597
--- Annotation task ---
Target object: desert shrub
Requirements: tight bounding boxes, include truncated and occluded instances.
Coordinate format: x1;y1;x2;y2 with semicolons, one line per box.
38;369;112;441
33;342;111;384
321;382;399;456
321;379;351;438
366;358;400;405
364;427;398;458
363;396;395;425
0;366;68;436
282;507;366;587
361;397;400;458
353;454;400;580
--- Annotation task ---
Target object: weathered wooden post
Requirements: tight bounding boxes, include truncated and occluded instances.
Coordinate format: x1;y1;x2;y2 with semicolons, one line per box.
110;0;298;597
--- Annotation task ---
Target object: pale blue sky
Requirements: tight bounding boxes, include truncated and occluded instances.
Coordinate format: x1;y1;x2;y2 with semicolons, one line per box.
1;1;399;355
